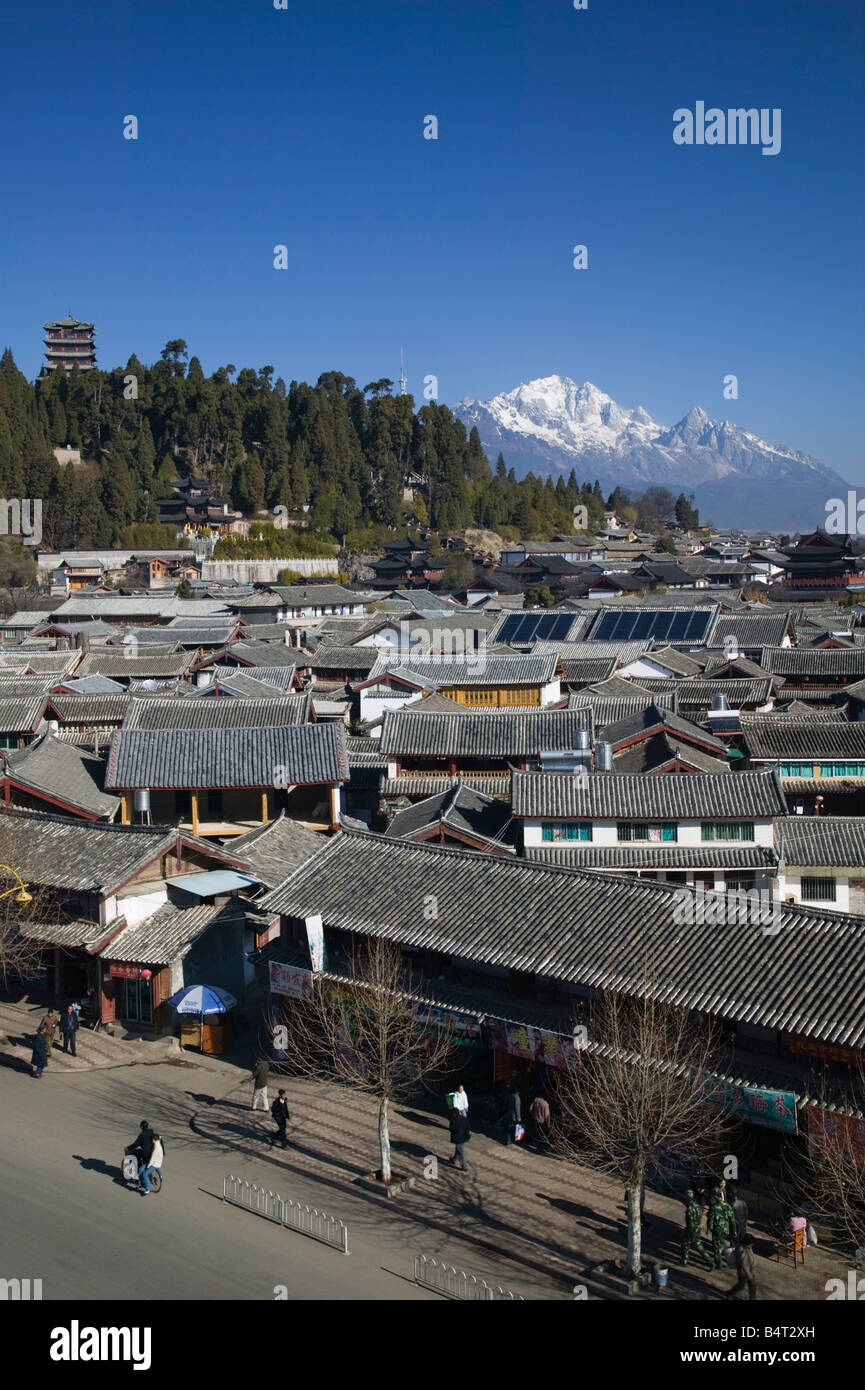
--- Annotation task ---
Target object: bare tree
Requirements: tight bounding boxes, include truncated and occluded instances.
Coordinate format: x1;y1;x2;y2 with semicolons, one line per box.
797;1061;865;1259
552;990;730;1277
273;937;457;1184
0;885;58;989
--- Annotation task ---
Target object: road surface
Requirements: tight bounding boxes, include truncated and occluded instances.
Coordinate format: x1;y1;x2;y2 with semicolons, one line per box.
0;1056;563;1301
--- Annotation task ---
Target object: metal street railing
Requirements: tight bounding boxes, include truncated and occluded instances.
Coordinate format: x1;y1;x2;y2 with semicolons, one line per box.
222;1174;349;1254
414;1254;524;1300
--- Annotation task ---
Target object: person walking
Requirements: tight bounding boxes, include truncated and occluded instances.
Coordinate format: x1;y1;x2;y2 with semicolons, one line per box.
707;1188;736;1269
680;1189;708;1266
728;1234;757;1299
251;1057;269;1111
529;1092;551;1149
730;1187;749;1243
31;1027;48;1078
60;1003;78;1056
39;1009;59;1057
449;1108;470;1171
271;1090;290;1149
504;1083;521;1146
452;1084;468;1117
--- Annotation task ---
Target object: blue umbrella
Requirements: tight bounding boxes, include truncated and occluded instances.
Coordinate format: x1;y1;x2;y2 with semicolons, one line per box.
166;984;237;1014
166;984;237;1050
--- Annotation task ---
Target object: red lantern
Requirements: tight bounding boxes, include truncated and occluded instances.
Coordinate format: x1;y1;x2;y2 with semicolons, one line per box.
140;969;152;980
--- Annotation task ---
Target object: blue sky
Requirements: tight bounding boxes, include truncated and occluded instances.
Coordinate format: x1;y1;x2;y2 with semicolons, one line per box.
2;0;863;476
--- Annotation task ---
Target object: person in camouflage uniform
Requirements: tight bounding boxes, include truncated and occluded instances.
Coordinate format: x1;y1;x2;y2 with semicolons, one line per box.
707;1188;736;1269
681;1189;707;1266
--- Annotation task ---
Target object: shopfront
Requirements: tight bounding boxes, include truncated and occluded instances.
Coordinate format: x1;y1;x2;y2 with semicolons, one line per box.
102;962;162;1028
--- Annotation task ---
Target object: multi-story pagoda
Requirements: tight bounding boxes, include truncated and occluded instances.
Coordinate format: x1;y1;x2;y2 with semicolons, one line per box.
43;314;97;372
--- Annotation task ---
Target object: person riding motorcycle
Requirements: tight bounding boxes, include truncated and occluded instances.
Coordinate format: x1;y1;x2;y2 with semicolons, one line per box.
125;1121;155;1170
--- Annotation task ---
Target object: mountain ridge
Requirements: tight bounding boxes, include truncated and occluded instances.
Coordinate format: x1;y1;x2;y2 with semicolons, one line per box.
454;375;846;528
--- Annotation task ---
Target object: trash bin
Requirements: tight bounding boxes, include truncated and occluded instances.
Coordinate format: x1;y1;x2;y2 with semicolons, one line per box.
656;1267;669;1289
445;1091;456;1109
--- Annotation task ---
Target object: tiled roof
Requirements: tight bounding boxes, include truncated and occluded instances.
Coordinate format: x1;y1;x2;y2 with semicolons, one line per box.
366;653;559;689
101;899;240;966
380;708;592;759
741;718;865;760
601;703;728;753
269;584;368;607
630;677;776;707
611;732;730;774
638;646;704;676
570;694;677;726
758;647;865;677
121;695;310;730
0;809;176;890
189;671;286;699
380;774;510;799
510;768;787;820
76;652;195;679
227;812;325;887
47;694;130;724
105;722;348;789
259;831;865;1048
777;815;865;868
0;694;48;732
384;782;517;850
304;646;379;671
201;640;299;669
2;734;119;817
557;657;618;684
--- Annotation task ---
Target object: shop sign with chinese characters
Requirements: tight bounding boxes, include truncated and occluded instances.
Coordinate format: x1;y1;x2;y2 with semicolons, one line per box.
109;963;143;980
699;1076;798;1133
269;960;314;1000
415;1003;484;1046
485;1018;576;1070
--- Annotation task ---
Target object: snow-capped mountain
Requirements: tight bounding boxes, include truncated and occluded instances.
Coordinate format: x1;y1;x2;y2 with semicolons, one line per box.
454;376;847;528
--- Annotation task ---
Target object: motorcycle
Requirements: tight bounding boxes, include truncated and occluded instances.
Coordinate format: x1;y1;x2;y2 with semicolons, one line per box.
122;1148;163;1194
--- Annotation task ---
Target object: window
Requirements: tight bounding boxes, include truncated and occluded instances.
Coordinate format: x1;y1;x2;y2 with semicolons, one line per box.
701;822;755;841
779;762;811;777
541;822;593;842
617;822;677;842
801;876;836;902
821;762;865;778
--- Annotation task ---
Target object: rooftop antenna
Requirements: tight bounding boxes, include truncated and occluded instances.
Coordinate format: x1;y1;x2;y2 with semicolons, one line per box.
398;348;407;396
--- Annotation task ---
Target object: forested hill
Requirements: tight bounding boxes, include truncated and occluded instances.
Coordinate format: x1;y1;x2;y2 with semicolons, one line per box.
0;340;609;549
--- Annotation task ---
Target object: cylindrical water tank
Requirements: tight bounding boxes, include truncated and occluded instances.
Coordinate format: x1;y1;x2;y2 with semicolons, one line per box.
134;789;151;812
594;741;614;771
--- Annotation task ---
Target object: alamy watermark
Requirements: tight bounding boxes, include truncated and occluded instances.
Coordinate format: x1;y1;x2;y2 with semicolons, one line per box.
825;491;865;536
0;498;41;547
673;103;781;157
672;886;781;935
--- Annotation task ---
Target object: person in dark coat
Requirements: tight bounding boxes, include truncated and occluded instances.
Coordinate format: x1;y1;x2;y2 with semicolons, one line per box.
60;1003;79;1056
31;1028;48;1077
504;1083;521;1145
728;1234;757;1299
449;1109;471;1171
271;1090;290;1149
126;1121;156;1169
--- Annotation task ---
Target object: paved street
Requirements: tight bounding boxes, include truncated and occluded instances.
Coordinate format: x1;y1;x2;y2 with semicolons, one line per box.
0;1058;561;1301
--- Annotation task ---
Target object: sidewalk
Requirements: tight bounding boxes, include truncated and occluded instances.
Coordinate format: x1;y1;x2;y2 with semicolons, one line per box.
193;1073;846;1301
0;1000;181;1074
